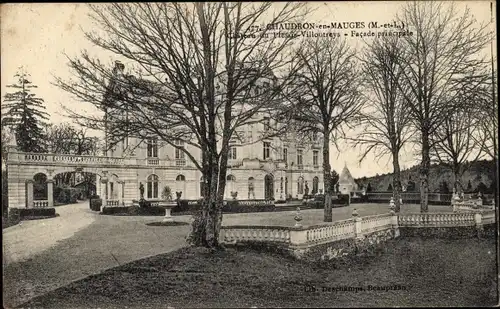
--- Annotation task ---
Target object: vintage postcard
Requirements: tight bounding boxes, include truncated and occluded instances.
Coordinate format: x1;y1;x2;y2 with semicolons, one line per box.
2;1;498;308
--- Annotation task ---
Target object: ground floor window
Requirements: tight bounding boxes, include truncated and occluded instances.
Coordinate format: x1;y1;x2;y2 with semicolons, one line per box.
147;174;159;199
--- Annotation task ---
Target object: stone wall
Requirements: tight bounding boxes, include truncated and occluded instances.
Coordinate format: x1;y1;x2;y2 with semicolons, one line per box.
291;228;397;262
399;223;497;239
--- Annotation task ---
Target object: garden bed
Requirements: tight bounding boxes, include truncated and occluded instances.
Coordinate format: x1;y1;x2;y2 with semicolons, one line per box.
20;237;497;308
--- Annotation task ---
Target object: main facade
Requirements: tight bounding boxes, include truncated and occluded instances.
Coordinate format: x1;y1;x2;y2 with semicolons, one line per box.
102;120;325;202
100;61;324;202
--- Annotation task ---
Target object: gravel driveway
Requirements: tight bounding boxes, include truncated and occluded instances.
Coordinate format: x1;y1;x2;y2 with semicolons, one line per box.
3;202;192;308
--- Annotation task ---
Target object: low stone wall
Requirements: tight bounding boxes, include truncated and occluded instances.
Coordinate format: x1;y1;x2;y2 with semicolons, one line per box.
221;213;399;262
400;223;496;239
294;228;397;262
221;210;497;262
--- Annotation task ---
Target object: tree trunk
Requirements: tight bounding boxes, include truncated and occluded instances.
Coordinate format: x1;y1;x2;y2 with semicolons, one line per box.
453;162;461;194
323;131;332;222
392;151;402;212
420;131;430;212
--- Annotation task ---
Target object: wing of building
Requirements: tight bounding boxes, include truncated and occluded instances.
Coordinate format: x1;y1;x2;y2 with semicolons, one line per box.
100;61;325;202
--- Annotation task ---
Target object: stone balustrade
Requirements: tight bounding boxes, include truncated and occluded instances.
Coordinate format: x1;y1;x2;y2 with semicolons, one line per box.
33;200;49;208
106;199;120;207
399;212;476;227
360;213;393;234
304;219;356;244
221;226;291;244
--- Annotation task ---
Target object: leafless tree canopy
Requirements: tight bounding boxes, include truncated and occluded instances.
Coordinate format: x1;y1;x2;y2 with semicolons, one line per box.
54;2;310;248
392;2;492;211
285;37;364;221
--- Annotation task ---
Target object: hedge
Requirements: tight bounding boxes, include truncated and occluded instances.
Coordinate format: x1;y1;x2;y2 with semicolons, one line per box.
101;206;166;216
223;200;275;213
9;208;57;221
89;196;102;211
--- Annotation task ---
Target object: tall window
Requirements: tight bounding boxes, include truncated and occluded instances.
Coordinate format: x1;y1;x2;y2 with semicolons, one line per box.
283;148;288;162
313;150;319;167
297;149;303;168
263;141;271;160
229;146;237;160
147;174;159;199
175;140;185;160
147;138;158;158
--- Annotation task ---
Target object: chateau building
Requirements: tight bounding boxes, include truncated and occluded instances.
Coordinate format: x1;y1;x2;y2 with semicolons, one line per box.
99;61;325;202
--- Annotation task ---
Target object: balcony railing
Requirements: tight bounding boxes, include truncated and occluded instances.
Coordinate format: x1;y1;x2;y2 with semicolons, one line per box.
33;200;49;208
175;159;186;167
147;158;159;165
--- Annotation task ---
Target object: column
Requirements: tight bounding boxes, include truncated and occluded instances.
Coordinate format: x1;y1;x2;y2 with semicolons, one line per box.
101;178;108;208
26;180;34;208
96;178;101;197
47;179;54;207
118;181;123;206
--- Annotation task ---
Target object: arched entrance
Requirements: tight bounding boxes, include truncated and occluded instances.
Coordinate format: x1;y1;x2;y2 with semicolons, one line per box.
264;174;274;200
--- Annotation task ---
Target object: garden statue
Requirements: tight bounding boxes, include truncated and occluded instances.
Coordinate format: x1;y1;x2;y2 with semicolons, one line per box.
139;182;144;200
304;182;309;197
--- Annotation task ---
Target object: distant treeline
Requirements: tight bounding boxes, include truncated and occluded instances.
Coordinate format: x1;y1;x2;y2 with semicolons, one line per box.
355;160;496;194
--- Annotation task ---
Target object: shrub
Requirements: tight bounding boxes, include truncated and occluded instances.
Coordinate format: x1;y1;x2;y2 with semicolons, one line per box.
89;196;102;211
57;190;70;204
334;194;350;206
9;208;56;220
162;185;173;201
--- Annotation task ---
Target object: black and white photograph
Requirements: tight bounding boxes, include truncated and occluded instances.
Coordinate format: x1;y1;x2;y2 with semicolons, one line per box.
1;1;498;308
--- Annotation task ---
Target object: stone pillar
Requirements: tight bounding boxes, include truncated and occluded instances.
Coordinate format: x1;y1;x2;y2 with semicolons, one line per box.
118;181;123;206
474;212;483;237
289;226;308;259
101;178;108;210
47;179;54;207
352;209;363;240
26;180;34;208
391;210;400;238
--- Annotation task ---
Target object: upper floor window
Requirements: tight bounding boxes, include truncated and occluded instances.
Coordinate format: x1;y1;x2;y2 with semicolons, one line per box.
313;150;319;167
147;138;158;158
229;146;237;160
263;141;271;160
174;140;185;160
297;149;303;167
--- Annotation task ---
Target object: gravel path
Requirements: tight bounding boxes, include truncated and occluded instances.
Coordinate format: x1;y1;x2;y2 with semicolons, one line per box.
3;201;96;265
3;203;192;308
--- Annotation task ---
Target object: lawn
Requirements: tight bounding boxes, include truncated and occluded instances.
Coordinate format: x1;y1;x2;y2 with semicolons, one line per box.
222;203;452;227
20;237;497;308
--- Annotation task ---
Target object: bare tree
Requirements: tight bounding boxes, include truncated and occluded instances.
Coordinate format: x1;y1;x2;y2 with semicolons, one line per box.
430;74;488;194
285;37;364;222
353;36;413;212
54;3;309;248
45;122;100;190
393;1;491;212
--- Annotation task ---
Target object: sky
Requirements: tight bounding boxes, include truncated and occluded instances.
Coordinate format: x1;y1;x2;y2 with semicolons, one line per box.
0;2;496;178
